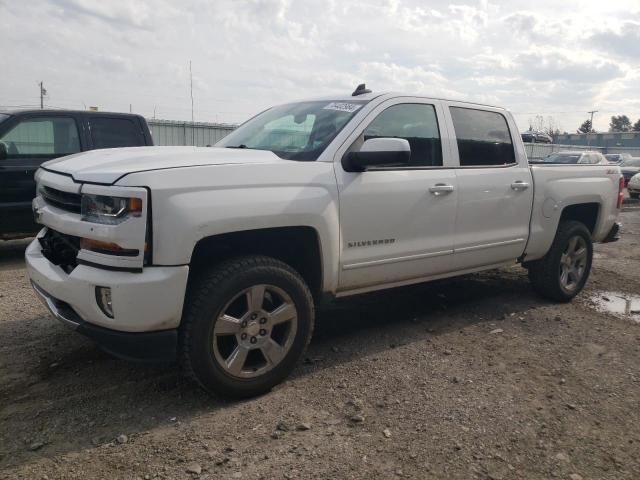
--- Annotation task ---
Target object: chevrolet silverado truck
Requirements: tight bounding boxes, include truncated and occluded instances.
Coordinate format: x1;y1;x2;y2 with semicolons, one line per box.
0;109;153;239
26;86;623;398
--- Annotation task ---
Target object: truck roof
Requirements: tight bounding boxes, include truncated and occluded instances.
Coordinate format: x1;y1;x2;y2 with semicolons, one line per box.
300;91;507;111
0;108;145;118
551;151;601;155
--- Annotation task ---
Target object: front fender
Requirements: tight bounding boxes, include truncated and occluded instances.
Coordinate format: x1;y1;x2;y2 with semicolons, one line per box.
119;162;341;292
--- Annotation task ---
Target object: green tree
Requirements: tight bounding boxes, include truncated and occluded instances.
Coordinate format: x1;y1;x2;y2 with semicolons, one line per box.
578;119;593;134
633;119;640;132
609;115;632;132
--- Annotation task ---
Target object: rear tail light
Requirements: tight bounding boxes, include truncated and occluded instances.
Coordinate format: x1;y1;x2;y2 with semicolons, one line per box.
617;176;624;209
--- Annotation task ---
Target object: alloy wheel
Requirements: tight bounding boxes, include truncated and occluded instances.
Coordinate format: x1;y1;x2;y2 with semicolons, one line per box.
559;235;588;293
212;284;298;379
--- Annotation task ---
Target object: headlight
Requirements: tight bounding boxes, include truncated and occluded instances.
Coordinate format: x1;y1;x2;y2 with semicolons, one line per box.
81;194;142;224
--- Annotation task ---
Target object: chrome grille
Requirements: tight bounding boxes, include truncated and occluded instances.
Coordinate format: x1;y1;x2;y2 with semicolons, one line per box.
41;186;82;214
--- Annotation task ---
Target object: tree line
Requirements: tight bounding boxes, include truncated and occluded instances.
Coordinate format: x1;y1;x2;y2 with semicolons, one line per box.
578;116;640;134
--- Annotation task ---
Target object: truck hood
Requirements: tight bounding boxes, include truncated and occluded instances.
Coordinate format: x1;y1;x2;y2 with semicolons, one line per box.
42;146;285;184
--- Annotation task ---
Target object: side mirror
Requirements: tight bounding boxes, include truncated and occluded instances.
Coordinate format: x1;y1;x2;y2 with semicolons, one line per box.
0;142;7;161
342;137;411;172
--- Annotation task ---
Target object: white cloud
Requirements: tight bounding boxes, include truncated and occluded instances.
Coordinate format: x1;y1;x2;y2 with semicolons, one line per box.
0;0;639;132
589;21;640;59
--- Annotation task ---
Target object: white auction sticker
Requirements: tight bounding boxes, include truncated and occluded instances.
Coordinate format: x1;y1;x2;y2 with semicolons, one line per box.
323;102;363;113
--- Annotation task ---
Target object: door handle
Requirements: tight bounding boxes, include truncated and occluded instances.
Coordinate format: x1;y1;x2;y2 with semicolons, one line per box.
429;184;454;196
511;181;530;191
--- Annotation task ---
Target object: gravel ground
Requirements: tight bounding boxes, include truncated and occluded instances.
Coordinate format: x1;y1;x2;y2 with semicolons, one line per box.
1;201;639;480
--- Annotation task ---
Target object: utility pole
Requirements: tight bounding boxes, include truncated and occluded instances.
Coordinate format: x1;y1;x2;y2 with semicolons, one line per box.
39;81;46;109
587;110;597;146
189;60;195;146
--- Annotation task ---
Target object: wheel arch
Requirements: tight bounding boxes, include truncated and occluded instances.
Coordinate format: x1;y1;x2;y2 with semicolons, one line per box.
524;199;602;263
558;202;600;235
188;226;324;300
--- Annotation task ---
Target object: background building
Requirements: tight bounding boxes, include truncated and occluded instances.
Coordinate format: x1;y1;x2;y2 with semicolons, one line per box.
555;132;640;149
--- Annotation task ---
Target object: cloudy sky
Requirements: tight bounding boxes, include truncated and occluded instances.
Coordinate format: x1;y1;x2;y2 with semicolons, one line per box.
1;0;639;132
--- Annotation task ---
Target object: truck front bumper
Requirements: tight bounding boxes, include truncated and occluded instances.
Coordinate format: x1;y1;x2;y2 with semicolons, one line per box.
25;238;189;362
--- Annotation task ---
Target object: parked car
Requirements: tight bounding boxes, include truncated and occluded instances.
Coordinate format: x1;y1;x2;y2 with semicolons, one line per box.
26;87;622;398
0;109;153;239
619;157;640;186
540;151;608;165
604;153;633;165
521;130;552;143
628;173;640;199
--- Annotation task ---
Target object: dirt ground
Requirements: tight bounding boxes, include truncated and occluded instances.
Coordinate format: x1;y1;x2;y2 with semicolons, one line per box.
1;201;639;480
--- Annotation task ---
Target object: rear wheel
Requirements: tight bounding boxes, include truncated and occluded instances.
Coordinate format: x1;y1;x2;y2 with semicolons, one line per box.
527;221;593;302
179;256;314;398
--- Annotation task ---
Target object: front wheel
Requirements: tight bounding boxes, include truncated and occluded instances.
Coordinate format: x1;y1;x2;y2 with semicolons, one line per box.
179;256;314;398
527;221;593;302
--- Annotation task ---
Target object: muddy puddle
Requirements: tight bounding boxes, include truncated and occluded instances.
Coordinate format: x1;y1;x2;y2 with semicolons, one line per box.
588;291;640;323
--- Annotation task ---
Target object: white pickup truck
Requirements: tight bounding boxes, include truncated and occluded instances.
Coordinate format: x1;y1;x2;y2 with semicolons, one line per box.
26;86;623;398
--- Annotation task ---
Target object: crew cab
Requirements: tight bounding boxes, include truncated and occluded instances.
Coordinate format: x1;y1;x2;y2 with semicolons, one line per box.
25;87;623;398
0;109;153;239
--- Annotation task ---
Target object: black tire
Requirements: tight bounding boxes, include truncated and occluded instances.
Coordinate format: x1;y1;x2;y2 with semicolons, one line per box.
527;220;593;302
179;255;314;399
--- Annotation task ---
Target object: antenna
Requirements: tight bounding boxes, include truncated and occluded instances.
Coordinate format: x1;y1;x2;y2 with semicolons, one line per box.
587;110;597;146
352;83;371;96
39;81;47;109
189;60;195;146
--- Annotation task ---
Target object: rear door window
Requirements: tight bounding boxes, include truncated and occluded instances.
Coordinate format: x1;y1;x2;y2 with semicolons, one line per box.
449;107;516;166
0;117;80;158
89;117;144;149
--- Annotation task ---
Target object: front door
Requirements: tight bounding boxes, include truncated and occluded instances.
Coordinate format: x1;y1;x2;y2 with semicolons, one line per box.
335;99;458;292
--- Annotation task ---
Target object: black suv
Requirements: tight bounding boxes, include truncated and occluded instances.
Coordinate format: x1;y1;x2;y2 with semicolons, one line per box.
521;131;553;144
0;110;153;239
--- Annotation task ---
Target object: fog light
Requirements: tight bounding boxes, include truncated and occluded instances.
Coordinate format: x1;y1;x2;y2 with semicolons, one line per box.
96;286;113;318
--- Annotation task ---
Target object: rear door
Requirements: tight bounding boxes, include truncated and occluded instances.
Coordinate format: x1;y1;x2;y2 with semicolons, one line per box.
443;104;533;270
0;114;82;233
87;115;147;149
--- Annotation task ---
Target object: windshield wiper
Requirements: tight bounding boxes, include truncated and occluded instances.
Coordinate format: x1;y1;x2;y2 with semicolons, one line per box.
225;144;248;149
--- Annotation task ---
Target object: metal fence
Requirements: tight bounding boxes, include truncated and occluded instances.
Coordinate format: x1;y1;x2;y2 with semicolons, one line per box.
524;143;640;160
524;143;602;160
145;120;640;159
147;119;236;147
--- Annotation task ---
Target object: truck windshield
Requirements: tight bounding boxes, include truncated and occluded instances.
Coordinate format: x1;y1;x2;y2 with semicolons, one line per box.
216;100;368;161
621;158;640;167
543;153;582;164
